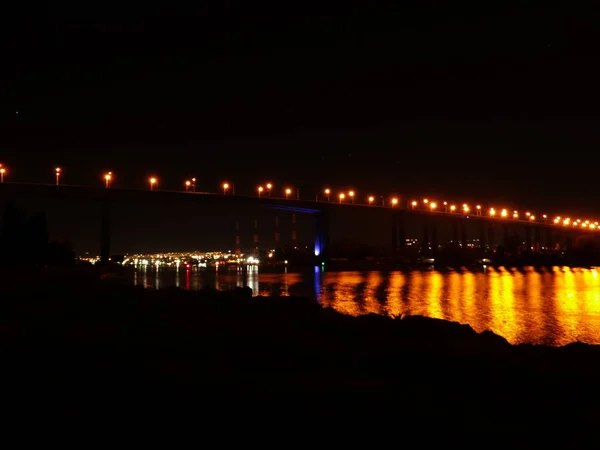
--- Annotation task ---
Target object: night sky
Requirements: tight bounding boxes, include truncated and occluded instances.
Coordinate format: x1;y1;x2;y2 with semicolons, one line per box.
1;3;599;254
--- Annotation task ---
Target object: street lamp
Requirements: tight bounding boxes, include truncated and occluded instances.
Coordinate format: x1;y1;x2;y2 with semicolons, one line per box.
430;202;437;211
185;180;191;192
391;198;398;207
191;178;196;192
104;172;112;188
368;196;374;206
222;182;229;195
266;183;272;196
490;208;496;217
324;188;331;201
443;201;448;213
0;167;6;183
257;186;264;197
348;190;355;204
149;177;157;191
411;201;417;209
339;193;345;203
55;167;61;185
501;209;508;218
463;204;470;214
450;205;456;213
476;205;481;216
285;188;292;199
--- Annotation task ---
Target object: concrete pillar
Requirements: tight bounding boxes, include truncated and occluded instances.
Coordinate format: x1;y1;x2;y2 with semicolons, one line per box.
391;212;398;256
479;221;486;254
525;226;532;252
452;222;458;246
253;219;259;256
461;223;467;248
100;199;111;264
314;211;329;261
235;221;241;254
487;224;495;253
534;226;541;253
430;220;438;255
292;213;297;246
546;227;554;250
274;215;280;247
422;219;430;255
398;211;406;252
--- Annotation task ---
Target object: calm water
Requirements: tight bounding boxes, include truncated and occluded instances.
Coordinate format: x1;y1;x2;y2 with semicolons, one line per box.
131;266;600;346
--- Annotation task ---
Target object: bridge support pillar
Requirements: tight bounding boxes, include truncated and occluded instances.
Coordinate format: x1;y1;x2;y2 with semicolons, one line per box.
534;226;541;253
525;226;532;252
479;221;486;256
398;212;406;253
430;220;438;257
546;228;554;251
487;225;495;254
100;198;111;264
461;223;467;249
391;212;398;256
422;219;430;256
314;211;329;262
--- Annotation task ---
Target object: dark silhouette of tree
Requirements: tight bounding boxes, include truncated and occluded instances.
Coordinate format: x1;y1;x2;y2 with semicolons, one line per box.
0;203;75;267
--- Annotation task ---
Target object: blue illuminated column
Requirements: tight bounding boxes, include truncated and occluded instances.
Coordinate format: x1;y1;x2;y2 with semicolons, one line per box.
314;210;329;262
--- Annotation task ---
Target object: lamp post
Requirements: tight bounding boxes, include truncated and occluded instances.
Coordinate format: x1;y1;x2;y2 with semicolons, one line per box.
104;172;112;188
0;167;5;183
149;177;157;191
55;167;61;185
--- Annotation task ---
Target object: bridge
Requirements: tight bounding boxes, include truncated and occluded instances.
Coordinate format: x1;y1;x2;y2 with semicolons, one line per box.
0;180;596;265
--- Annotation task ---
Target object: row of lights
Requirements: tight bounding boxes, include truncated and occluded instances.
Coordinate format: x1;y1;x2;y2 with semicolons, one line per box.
0;165;598;230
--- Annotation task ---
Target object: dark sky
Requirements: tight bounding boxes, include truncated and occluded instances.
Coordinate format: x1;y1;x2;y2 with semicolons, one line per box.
1;3;599;253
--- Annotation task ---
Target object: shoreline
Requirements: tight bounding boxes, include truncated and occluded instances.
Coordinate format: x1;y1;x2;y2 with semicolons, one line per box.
2;278;600;426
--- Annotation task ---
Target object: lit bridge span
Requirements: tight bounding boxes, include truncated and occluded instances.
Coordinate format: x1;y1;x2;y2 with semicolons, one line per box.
0;181;596;265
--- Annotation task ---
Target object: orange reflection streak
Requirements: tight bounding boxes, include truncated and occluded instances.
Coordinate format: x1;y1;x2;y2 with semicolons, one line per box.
554;267;579;345
422;271;444;320
384;271;406;317
321;271;363;316
487;270;518;343
446;272;464;323
362;271;384;315
405;271;426;317
523;271;547;344
457;271;477;326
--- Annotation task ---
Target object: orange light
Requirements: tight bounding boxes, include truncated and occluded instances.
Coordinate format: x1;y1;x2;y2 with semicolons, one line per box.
391;198;398;206
266;183;272;189
450;205;456;212
258;186;264;192
489;208;496;216
185;180;191;186
0;168;5;174
443;201;447;205
530;215;535;221
423;198;428;204
430;202;437;210
411;201;417;207
501;209;507;217
223;182;229;189
476;205;481;210
105;174;111;181
339;193;345;200
55;167;61;173
368;196;374;203
150;177;157;184
348;190;355;197
285;188;292;195
325;188;330;194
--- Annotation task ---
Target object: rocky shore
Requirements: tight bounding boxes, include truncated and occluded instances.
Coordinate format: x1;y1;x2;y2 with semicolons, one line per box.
1;270;600;433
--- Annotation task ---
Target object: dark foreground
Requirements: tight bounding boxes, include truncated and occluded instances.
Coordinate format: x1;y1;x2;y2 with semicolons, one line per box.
1;270;600;436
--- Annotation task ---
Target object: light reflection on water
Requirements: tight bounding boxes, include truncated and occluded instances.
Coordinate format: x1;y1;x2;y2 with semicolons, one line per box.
131;265;600;346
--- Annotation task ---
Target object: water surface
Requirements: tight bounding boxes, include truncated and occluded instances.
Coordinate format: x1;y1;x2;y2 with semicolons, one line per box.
132;266;600;346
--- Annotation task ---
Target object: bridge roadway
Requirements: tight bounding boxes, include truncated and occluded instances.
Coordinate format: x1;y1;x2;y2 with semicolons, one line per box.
0;181;592;262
